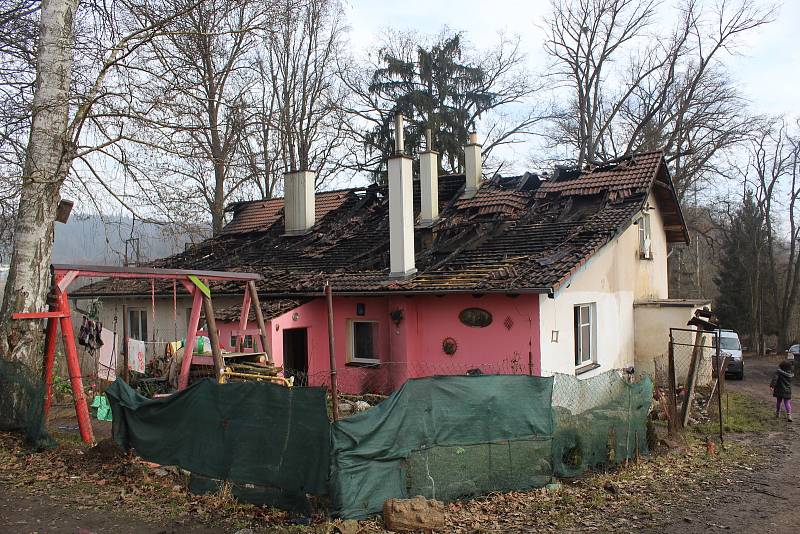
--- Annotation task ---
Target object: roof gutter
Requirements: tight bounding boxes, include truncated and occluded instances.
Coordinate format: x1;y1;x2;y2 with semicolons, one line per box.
71;286;556;300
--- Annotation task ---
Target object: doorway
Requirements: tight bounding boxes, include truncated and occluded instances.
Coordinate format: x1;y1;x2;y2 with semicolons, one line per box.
283;328;309;386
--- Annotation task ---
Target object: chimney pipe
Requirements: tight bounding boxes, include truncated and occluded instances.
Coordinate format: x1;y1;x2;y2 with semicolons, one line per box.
388;114;416;277
394;113;405;155
419;128;439;226
464;131;482;198
283;169;316;235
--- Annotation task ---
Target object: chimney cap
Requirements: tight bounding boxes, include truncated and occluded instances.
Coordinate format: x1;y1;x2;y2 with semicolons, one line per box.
467;131;479;145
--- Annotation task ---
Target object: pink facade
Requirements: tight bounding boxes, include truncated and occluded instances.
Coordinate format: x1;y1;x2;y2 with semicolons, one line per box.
218;293;540;395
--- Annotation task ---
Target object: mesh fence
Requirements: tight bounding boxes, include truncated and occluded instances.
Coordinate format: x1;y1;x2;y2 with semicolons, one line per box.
0;358;55;450
651;329;717;390
289;359;533;399
551;372;651;477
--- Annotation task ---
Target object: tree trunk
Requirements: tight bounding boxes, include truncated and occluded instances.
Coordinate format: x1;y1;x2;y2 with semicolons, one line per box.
0;0;78;368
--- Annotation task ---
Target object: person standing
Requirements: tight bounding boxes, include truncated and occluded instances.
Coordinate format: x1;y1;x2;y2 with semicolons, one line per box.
771;360;794;422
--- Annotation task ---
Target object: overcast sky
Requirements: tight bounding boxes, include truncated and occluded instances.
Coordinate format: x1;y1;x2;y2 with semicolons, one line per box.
347;0;798;120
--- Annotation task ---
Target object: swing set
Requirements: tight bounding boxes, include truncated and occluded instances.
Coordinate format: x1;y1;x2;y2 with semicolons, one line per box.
12;264;270;444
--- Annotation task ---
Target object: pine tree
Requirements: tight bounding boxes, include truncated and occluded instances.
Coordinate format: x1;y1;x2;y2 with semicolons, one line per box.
367;33;493;180
714;191;776;350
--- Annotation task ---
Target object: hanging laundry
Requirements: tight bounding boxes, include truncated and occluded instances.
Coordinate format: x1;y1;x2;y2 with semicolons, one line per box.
97;328;117;382
90;395;113;422
128;339;146;374
89;320;104;351
78;316;92;347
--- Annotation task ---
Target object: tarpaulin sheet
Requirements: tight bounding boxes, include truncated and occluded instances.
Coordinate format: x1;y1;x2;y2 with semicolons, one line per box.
106;378;330;498
330;374;554;518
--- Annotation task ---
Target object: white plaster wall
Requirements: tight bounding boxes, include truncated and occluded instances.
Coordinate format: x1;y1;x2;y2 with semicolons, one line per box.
538;190;671;377
635;191;669;300
634;304;714;387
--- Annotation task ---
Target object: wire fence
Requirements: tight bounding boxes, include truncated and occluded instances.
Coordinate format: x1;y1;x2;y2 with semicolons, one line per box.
652;328;718;391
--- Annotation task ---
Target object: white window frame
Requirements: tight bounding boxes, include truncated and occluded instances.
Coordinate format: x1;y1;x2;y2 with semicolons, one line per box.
128;308;148;341
638;212;652;259
347;319;380;364
574;303;597;368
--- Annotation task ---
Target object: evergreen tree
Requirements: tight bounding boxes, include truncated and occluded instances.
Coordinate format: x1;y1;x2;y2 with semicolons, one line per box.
367;33;494;179
714;191;776;349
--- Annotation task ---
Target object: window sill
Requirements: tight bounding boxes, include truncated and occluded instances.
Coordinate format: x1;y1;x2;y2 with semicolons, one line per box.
345;360;381;368
575;362;601;376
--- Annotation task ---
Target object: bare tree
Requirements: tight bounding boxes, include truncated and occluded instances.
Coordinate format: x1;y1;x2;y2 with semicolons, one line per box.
0;0;38;259
113;0;271;235
746;119;800;351
0;0;203;369
545;0;773;199
242;0;349;198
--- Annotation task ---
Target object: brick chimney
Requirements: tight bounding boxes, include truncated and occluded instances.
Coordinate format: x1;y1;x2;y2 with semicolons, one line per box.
283;170;316;235
464;131;482;198
388;114;416;277
419;129;439;226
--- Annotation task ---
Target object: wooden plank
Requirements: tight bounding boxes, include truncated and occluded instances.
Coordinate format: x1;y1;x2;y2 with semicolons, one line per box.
191;355;214;366
680;329;704;428
201;294;225;382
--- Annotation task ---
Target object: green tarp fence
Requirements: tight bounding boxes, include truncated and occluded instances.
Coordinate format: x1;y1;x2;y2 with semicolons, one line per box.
106;378;331;507
330;375;554;518
105;370;653;519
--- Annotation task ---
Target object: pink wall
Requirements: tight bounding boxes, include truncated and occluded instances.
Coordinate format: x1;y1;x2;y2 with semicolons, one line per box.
218;292;540;395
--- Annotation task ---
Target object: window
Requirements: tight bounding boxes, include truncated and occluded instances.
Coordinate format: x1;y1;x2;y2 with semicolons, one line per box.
711;336;741;351
573;303;596;367
638;213;652;259
347;320;379;364
128;308;148;341
229;334;254;350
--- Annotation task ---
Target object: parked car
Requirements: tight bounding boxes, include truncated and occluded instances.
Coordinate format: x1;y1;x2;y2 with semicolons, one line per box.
713;330;744;380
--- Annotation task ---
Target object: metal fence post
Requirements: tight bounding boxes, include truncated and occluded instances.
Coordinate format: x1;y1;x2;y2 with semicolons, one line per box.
716;334;724;444
325;282;340;422
667;330;678;435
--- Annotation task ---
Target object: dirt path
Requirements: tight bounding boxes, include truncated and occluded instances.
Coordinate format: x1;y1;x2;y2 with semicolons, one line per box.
654;354;800;534
0;488;222;534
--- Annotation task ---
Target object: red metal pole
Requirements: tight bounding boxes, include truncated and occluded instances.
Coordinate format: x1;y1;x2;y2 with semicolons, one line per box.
41;309;59;420
178;288;204;390
56;287;94;444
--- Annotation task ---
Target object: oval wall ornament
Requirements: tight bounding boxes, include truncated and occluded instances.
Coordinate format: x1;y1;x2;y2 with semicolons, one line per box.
459;308;493;328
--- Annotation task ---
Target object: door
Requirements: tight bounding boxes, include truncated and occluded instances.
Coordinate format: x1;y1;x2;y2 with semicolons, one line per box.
283;328;308;386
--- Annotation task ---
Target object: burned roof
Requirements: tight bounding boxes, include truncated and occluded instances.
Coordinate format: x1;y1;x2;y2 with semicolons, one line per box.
76;150;687;298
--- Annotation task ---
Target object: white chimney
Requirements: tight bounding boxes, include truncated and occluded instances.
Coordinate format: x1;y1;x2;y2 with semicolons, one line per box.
419;129;439;226
464;131;482;198
389;114;416;277
283;169;316;235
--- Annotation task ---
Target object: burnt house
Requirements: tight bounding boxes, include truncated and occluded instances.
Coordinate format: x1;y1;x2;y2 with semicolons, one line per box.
75;143;689;393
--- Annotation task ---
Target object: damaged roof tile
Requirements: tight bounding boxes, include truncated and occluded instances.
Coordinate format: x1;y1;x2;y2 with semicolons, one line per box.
76;150;687;299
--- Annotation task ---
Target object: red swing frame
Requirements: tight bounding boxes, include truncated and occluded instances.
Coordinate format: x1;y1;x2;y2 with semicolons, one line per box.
12;264;266;444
